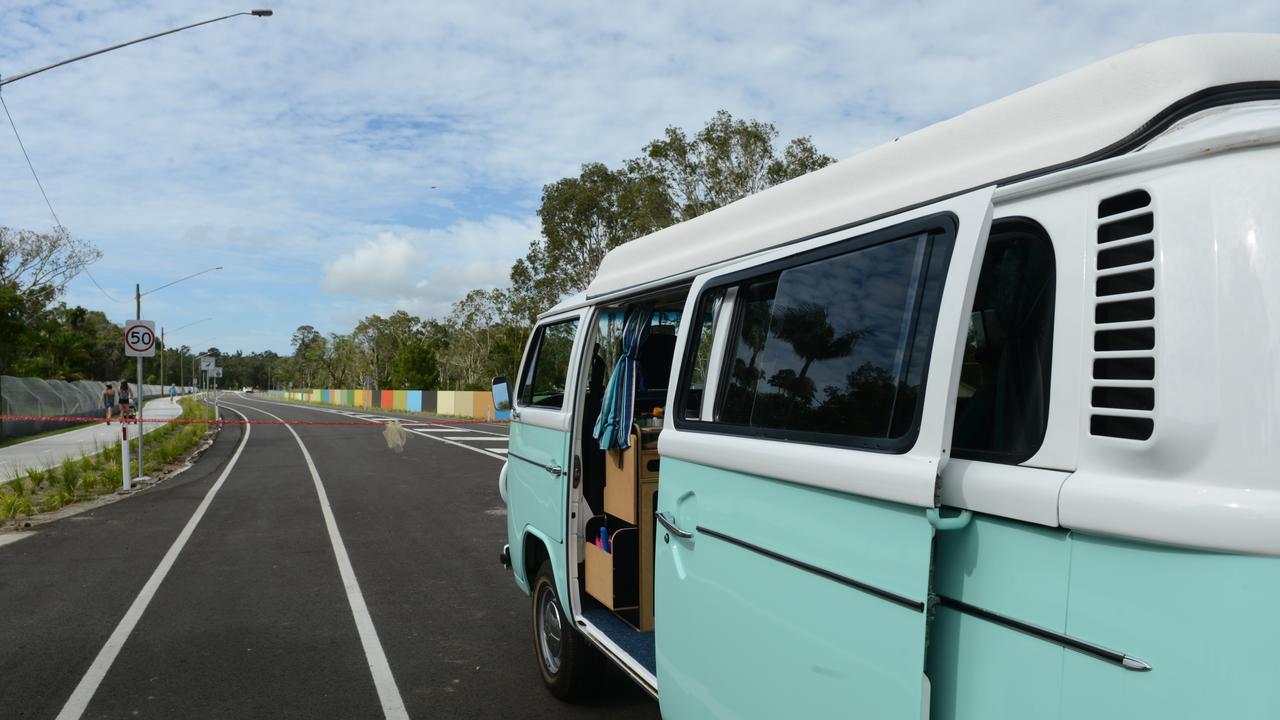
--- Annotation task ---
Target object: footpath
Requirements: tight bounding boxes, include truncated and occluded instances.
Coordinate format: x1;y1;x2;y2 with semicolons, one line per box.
0;397;187;479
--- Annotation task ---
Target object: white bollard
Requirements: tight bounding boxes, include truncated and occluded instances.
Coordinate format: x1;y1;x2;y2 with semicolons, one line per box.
121;422;132;491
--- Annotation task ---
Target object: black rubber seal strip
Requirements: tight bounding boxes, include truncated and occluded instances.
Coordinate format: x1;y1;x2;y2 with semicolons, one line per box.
695;525;925;612
937;595;1151;671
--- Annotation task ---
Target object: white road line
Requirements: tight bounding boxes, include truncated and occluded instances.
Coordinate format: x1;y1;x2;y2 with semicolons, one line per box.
227;402;409;720
408;427;469;434
445;436;511;442
405;428;508;461
56;406;254;720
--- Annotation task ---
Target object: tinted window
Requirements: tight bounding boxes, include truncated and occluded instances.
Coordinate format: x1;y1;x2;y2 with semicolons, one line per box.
680;220;955;450
518;319;579;409
951;220;1055;463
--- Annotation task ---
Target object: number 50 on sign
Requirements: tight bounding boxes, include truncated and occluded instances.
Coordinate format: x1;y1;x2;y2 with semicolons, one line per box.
124;320;157;357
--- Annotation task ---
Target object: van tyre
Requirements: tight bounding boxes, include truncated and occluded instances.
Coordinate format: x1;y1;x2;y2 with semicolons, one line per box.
532;560;594;699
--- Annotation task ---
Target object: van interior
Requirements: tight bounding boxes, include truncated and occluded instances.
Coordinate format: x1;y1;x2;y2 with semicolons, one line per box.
572;290;689;675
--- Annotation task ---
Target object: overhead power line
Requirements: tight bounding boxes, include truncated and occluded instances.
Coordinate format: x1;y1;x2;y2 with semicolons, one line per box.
0;88;63;229
0;84;127;305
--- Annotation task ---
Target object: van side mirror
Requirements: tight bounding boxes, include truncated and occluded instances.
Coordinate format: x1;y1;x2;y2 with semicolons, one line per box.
491;376;513;419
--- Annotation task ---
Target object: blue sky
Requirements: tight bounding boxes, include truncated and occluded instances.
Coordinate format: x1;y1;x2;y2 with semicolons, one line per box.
1;0;1277;354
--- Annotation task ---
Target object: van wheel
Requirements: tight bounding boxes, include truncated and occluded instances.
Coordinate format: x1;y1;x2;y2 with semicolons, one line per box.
532;561;592;699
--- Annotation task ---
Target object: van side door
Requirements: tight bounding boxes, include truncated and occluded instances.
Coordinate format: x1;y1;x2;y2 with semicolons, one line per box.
508;312;585;587
654;188;993;719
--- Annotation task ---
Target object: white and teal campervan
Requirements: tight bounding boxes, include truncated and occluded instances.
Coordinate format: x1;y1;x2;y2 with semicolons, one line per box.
493;34;1280;719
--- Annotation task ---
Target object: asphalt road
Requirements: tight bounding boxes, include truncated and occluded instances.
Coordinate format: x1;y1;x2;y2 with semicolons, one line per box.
0;393;658;719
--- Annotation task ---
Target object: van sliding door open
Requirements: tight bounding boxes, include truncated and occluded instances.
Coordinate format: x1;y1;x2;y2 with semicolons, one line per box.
654;188;994;719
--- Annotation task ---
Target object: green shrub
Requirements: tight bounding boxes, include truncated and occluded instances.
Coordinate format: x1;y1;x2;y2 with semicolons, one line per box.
41;486;76;512
26;467;48;491
0;491;18;521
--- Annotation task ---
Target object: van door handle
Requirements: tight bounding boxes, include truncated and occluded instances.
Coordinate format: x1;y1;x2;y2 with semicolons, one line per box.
547;465;562;477
656;511;693;539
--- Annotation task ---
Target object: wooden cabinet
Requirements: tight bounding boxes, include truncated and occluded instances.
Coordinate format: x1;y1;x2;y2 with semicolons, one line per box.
585;424;661;631
583;518;638;612
604;425;660;524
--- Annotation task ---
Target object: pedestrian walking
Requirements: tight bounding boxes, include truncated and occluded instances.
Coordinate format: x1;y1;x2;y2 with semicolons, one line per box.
101;383;117;425
118;380;133;420
169;384;177;402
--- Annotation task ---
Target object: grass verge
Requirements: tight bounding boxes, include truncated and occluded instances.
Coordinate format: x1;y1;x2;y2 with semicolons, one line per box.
0;398;216;526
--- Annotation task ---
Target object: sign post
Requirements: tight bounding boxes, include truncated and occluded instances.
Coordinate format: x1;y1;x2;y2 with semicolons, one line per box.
124;320;156;489
209;365;222;418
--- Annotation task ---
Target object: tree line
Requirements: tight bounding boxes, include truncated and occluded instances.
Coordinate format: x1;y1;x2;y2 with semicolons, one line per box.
2;111;834;392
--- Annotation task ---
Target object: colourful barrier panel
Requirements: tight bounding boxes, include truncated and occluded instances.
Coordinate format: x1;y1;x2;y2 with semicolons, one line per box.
471;389;488;417
437;392;455;416
282;386;498;420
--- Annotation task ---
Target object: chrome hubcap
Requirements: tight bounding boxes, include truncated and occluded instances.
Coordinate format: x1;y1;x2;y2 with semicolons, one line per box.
538;588;563;675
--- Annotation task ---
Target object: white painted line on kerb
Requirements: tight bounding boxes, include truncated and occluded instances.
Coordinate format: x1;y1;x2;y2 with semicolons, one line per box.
56;406;254;720
229;402;409;720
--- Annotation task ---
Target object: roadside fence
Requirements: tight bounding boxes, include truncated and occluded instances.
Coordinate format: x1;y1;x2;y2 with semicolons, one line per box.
0;376;191;442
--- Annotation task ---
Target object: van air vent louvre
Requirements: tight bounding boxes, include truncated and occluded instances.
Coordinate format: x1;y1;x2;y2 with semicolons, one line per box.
1091;190;1155;441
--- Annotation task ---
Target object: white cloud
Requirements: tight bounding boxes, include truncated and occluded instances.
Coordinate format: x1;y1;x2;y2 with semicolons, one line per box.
322;232;427;299
320;215;539;320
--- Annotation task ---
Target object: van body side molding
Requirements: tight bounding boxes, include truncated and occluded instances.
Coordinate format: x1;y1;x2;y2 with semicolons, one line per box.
936;595;1152;672
695;525;925;613
508;451;562;476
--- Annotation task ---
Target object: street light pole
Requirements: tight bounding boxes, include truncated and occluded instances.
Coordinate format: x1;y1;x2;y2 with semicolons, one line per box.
168;317;212;395
0;11;274;88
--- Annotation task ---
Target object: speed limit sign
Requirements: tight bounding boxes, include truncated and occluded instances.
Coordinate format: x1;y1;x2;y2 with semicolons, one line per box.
124;320;157;357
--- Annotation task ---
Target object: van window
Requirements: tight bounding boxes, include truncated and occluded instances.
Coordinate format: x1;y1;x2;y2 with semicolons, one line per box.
951;219;1055;463
677;218;956;451
681;290;726;419
518;318;579;409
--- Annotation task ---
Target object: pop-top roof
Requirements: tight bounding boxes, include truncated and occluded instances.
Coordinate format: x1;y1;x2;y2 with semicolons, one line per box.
585;34;1280;300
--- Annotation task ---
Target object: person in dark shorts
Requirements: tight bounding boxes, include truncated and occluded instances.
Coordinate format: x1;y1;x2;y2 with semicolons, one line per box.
118;380;133;419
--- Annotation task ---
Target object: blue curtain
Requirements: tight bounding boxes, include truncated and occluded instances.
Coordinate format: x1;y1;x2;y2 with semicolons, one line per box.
593;305;652;450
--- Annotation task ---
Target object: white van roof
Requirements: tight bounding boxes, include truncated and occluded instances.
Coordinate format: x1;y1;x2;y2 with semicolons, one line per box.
585;34;1280;300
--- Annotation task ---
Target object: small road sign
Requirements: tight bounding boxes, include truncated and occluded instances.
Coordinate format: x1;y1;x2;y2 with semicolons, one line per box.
209;367;223;378
200;357;216;371
124;320;157;357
